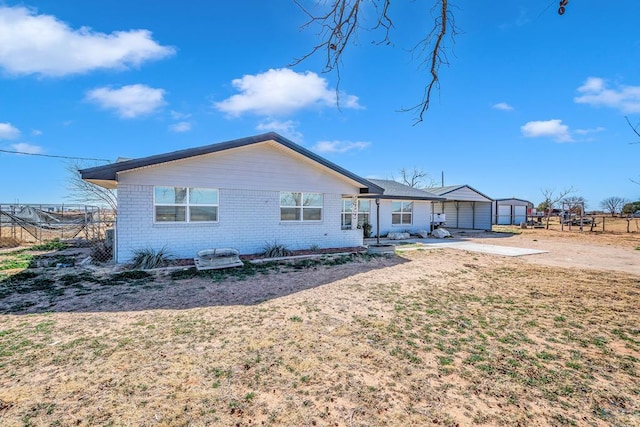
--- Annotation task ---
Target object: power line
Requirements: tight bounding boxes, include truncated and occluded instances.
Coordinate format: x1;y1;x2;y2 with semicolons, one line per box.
0;149;111;163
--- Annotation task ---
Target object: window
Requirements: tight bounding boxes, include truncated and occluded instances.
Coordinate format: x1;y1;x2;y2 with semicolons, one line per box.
280;192;322;221
341;199;371;229
391;201;413;225
154;186;218;222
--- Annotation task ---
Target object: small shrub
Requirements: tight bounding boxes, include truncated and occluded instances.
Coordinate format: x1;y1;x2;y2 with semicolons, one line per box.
130;246;172;269
262;241;292;258
361;222;372;238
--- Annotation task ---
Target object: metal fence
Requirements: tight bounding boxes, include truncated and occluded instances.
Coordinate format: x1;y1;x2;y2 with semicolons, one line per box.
0;203;115;263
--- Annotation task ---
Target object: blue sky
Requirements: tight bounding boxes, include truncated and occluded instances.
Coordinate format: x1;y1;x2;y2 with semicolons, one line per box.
1;1;639;209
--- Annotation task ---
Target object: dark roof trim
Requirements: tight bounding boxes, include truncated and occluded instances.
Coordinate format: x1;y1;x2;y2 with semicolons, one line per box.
80;132;384;194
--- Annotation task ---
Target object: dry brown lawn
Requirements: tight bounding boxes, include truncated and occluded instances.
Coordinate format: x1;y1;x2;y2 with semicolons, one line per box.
0;227;639;426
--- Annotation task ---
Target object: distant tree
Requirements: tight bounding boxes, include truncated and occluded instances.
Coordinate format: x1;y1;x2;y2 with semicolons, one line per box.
600;196;628;216
622;201;640;215
65;162;117;213
562;196;587;214
393;167;436;188
539;187;575;229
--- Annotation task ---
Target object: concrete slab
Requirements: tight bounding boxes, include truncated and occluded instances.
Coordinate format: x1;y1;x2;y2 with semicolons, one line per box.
396;241;547;257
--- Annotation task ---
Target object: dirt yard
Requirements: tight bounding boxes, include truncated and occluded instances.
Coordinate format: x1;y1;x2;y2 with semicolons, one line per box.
0;228;639;426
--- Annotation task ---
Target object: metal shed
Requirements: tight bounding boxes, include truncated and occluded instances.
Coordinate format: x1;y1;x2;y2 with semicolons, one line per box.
428;185;493;231
492;198;534;225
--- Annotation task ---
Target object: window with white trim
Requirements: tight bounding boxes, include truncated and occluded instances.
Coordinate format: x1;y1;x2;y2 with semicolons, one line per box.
341;199;371;229
154;186;218;222
280;192;322;221
391;201;413;225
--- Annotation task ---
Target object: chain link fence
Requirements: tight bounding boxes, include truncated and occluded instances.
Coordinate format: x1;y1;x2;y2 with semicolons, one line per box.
0;203;115;264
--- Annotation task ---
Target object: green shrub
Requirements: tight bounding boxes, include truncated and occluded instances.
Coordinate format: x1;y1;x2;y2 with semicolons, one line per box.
130;246;172;269
262;241;292;258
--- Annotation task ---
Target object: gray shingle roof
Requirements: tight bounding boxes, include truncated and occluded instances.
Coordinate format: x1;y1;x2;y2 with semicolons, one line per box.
362;179;445;200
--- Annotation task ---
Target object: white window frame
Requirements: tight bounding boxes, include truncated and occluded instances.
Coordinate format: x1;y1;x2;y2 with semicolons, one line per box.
391;200;413;225
341;199;371;230
153;186;219;223
280;192;323;222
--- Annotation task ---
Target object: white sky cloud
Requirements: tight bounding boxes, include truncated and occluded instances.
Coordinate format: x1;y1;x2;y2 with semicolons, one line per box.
256;119;303;142
11;142;43;154
85;84;166;118
0;122;20;139
31;129;43;136
574;126;605;136
0;5;174;77
313;140;370;153
521;119;573;143
574;77;640;113
214;68;362;117
492;102;514;111
170;110;191;120
169;121;192;133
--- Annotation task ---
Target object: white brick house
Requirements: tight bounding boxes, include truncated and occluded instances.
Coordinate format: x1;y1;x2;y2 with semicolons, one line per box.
80;133;384;263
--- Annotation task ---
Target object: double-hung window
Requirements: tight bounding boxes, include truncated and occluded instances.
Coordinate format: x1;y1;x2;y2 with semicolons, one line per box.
154;186;218;222
391;201;413;225
280;192;322;221
341;199;371;229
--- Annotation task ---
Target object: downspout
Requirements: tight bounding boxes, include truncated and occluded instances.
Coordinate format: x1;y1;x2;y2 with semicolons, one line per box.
472;201;476;229
375;197;381;245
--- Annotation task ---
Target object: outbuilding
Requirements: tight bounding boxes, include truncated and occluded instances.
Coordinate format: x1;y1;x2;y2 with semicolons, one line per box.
428;185;493;231
492;198;534;225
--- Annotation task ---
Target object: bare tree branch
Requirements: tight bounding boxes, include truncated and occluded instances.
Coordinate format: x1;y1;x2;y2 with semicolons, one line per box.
539;186;575;229
65;162;117;213
625;116;640;143
400;0;457;124
292;0;456;123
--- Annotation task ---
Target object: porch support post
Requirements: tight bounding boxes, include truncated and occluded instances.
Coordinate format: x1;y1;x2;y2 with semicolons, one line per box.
350;195;358;230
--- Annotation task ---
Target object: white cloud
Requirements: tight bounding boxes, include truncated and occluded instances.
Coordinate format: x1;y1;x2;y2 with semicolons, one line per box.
214;68;362;117
521;119;573;143
256;119;303;141
10;142;43;154
86;84;166;118
169;121;192;133
0;122;20;139
574;126;605;136
31;129;43;136
170;110;191;120
574;77;640;113
0;6;174;77
492;102;514;111
313;140;370;153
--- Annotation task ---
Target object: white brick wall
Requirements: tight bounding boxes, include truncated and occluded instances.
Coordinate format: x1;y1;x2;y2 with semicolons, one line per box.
116;185;363;262
370;200;433;237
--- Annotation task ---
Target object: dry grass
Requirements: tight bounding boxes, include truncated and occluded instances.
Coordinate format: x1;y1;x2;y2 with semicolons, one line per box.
0;235;639;426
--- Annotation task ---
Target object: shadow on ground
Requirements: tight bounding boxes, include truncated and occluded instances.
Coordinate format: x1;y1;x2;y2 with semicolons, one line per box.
0;253;408;314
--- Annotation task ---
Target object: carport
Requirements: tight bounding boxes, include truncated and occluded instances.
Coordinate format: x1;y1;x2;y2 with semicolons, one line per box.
429;185;493;231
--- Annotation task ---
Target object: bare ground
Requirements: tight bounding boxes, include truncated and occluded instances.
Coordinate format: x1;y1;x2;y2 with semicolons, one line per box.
0;228;639;426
